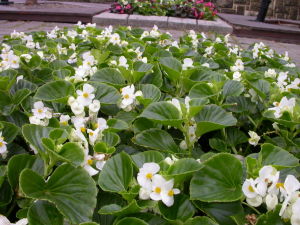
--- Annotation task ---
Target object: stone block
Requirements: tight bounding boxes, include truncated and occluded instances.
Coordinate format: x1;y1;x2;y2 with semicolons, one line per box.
196;18;233;34
168;17;197;30
92;12;129;26
128;15;168;28
217;0;233;8
236;5;246;14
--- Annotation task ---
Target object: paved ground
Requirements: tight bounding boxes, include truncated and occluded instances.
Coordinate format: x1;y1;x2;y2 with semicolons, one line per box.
0;20;299;66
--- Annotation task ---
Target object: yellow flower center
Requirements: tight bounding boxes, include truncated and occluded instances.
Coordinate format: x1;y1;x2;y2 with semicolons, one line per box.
145;173;153;179
276;183;284;189
154;187;161;194
0;142;3;147
168;190;174;196
248;185;255;192
94;123;99;129
81;127;86;132
83;92;89;98
275;102;280;106
38;109;43;113
89;132;94;136
87;159;93;165
60;121;67;126
124;94;130;99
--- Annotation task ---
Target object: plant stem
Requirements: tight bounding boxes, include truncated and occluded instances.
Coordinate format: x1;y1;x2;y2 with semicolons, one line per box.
242;202;261;215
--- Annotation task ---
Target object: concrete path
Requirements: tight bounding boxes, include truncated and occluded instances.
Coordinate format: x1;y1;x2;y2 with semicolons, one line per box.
0;20;299;66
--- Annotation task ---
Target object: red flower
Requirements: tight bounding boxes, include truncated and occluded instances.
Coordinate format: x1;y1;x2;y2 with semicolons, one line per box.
125;4;132;9
212;10;217;16
195;0;204;4
116;5;122;10
199;11;204;18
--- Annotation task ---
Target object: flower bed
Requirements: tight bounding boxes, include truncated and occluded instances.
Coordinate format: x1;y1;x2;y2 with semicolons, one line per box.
0;23;299;225
110;0;217;20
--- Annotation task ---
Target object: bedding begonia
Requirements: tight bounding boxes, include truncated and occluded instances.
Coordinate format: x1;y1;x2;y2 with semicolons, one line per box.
0;22;299;225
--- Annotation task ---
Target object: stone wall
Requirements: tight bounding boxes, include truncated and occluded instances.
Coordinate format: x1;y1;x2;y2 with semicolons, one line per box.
213;0;300;20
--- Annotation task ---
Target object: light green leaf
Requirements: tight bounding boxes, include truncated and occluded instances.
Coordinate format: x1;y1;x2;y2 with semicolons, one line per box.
222;80;244;97
34;80;74;102
159;57;181;82
98;152;133;192
20;164;97;224
133;128;180;153
115;217;148;225
189;83;216;98
90;82;121;105
0;121;19;143
195;105;237;136
256;205;288;225
90;68;125;86
139;102;182;127
99;200;140;217
131;151;164;168
185;217;218;225
190;153;243;202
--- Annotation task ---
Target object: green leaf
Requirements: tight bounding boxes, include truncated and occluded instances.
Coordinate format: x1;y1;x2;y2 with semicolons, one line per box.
189;83;216;98
159;57;182;82
137;84;161;106
22;124;54;154
259;143;299;169
90;82;121;105
166;158;203;182
194;105;237;136
222;80;244;97
115;217;148;225
98;152;133;192
158;195;195;222
194;201;244;225
107;118;129;131
0;121;19;143
133;128;180;153
226;128;248;147
34;80;74;102
7;154;44;190
139;102;182;127
28;55;41;68
99;200;140;217
28;200;64;225
0;178;13;207
131;151;164;168
58;142;85;167
90;68;125;86
256;205;288;225
190;153;243;202
248;79;270;99
20;164;97;224
185;217;218;225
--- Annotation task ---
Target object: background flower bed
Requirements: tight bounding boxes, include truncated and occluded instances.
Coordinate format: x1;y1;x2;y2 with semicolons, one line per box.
0;23;299;225
111;0;218;20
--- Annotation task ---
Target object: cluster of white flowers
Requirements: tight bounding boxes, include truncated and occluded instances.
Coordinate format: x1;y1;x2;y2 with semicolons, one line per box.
128;47;148;63
187;30;201;48
137;162;180;207
29;101;53;126
275;71;300;92
242;166;300;224
0;132;7;158
268;96;296;119
0;44;20;71
182;58;194;70
119;85;143;111
71;52;97;82
111;56;129;69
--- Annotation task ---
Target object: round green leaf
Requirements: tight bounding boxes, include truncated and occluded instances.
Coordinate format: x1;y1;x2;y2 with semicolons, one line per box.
0;121;19;143
159;57;182;82
34;80;75;102
98;152;133;192
90;68;125;86
190;153;243;202
131;150;164;168
194;105;237;136
185;217;218;225
116;217;148;225
133;128;180;153
28;200;64;225
189;83;216;98
222;80;244;97
20;164;97;224
89;82;121;105
58;142;85;167
256;205;288;225
99;200;140;217
139;102;182;127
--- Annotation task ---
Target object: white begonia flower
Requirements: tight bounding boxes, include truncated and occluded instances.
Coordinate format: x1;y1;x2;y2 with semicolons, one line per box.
242;178;259;199
119;85;142;111
279;175;300;217
32;101;52;119
248;131;260;146
161;178;180;207
291;199;300;225
137;162;160;190
182;58;194;70
20;53;32;63
264;69;277;78
168;98;181;113
286;63;296;68
76;83;95;106
202;63;210;68
84;155;99;176
0;215;28;225
87;128;100;146
68;96;76;105
150;174;166;201
246;195;263;207
16;75;23;83
215;37;222;43
205;46;213;56
150;25;160;37
118;56;129;69
230;59;244;72
0;132;7;156
259;166;279;185
286;78;300;91
89;100;101;114
94;153;106;171
266;193;278;211
171;41;179;48
72;117;87;132
139;187;151;200
60;115;70;126
96;118;108;131
179;140;188;150
232;71;242;81
82;51;96;66
109;33;121;45
71;101;85;117
268;97;296;119
164;155;178;165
